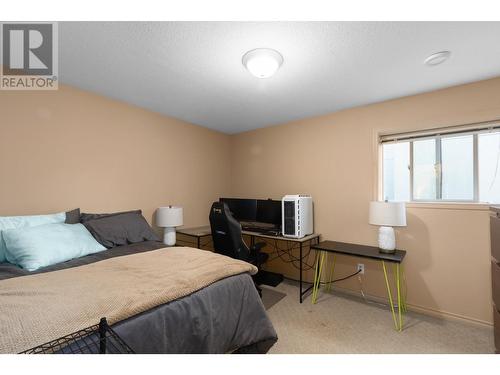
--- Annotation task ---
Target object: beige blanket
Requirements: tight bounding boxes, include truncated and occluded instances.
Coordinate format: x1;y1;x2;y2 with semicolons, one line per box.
0;247;257;353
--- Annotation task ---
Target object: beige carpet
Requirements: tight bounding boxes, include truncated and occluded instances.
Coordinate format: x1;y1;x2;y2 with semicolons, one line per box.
264;280;495;354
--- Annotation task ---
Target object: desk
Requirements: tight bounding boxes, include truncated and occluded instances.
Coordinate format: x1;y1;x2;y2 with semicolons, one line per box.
311;240;407;331
176;226;212;249
244;231;321;304
176;225;321;303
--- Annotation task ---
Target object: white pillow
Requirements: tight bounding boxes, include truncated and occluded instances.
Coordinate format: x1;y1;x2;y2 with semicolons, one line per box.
0;212;66;263
3;223;106;271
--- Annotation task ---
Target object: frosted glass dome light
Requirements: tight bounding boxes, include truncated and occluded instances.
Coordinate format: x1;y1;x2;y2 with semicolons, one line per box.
424;51;451;66
242;48;283;78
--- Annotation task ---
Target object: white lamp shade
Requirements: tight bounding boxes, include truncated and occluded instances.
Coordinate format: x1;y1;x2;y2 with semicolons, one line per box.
156;206;183;227
369;201;406;227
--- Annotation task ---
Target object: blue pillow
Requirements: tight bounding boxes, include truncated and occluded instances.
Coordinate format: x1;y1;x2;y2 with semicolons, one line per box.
0;212;66;263
3;223;106;271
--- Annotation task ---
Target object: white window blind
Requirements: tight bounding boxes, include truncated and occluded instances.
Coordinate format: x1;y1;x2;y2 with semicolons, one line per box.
380;120;500;144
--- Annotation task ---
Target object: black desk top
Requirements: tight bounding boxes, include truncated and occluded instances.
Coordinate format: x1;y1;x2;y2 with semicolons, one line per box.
311;240;406;263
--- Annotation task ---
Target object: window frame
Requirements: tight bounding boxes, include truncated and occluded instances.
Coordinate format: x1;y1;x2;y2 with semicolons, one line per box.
380;125;500;204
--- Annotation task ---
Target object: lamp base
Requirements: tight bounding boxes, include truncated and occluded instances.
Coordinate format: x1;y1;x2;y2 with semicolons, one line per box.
378;226;396;253
163;227;176;247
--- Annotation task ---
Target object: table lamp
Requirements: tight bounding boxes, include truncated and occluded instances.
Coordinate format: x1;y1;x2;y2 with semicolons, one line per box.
369;201;406;253
156;206;183;246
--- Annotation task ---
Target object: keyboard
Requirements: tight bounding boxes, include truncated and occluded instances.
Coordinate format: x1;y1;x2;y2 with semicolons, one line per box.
242;226;281;236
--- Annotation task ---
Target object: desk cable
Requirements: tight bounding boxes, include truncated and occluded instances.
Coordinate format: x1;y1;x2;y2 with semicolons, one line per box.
264;239;318;271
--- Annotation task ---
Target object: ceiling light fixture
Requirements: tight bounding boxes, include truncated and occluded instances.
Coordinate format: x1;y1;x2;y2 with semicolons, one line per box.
242;48;283;78
424;51;451;66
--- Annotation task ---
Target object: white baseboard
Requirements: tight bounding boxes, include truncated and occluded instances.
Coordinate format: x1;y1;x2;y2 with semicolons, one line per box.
325;284;493;328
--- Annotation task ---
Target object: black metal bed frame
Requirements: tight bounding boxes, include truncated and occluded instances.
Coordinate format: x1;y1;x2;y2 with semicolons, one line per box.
20;317;134;354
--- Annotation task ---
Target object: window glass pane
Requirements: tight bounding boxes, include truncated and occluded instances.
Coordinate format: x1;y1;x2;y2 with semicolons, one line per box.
479;131;500;203
441;135;474;200
413;139;437;200
383;142;410;201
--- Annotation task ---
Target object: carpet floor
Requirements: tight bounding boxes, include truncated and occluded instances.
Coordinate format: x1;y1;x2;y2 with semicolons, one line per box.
264;280;495;354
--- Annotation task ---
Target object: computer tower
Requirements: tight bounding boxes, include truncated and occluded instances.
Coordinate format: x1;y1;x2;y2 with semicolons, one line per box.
282;195;313;238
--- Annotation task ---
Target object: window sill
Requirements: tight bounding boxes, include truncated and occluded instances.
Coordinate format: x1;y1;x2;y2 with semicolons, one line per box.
406;202;492;211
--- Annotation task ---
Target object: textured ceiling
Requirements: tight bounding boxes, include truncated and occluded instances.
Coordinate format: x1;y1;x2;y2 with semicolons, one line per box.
59;22;500;134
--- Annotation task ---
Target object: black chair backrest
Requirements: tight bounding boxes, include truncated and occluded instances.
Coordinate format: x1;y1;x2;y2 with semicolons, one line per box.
209;202;250;261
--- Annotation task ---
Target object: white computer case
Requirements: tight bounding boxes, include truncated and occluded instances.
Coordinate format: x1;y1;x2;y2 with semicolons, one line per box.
281;195;313;238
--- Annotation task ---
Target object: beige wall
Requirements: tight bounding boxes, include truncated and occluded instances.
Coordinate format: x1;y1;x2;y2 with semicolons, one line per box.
231;77;500;325
0;84;231;228
1;77;498;325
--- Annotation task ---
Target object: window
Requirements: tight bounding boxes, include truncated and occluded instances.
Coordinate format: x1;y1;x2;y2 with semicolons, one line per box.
479;132;500;203
413;138;437;200
381;126;500;204
382;142;410;202
441;135;474;200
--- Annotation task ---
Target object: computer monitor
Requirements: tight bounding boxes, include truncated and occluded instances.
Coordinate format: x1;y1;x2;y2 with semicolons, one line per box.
219;197;282;229
256;199;282;227
219;198;257;221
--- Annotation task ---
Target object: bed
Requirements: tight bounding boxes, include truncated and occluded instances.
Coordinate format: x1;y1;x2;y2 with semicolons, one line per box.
0;240;277;354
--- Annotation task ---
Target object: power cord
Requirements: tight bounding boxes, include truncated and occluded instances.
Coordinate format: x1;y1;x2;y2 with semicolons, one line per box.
329;269;361;283
283;269;361;285
264;239;318;271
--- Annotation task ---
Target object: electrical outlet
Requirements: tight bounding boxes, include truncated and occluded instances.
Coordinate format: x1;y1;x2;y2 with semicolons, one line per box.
357;263;365;274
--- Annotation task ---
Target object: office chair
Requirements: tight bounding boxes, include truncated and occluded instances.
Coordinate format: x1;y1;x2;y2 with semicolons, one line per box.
209;202;268;294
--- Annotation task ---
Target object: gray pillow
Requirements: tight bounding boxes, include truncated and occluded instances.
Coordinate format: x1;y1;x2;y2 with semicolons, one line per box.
80;209;142;223
83;212;159;248
65;208;81;224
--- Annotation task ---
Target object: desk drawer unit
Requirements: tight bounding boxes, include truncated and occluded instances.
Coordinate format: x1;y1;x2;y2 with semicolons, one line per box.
491;207;500;354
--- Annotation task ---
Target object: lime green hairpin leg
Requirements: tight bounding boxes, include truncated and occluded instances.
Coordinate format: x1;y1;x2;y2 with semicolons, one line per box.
312;251;326;304
382;261;398;330
326;254;336;292
322;252;329;291
393;263;405;313
313;251;326;304
396;263;403;331
311;252;320;303
394;264;406;318
392;263;404;331
394;263;406;314
312;252;319;303
400;264;407;313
